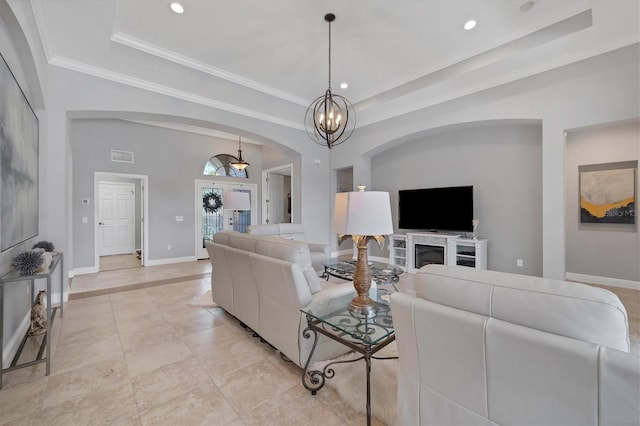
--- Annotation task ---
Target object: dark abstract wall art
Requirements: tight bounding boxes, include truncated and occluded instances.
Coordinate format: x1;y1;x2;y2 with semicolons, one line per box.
579;161;637;225
0;52;39;252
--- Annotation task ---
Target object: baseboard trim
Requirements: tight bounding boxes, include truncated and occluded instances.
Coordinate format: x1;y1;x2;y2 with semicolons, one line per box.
566;272;640;291
145;256;197;267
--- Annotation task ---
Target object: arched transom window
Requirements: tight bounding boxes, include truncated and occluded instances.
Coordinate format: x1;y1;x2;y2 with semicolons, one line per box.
203;154;249;178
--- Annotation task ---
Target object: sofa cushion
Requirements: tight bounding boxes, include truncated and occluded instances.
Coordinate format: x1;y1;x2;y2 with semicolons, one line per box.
212;231;232;245
246;224;281;236
247;223;307;242
276;223;307;241
254;236;322;294
227;232;258;253
415;264;630;352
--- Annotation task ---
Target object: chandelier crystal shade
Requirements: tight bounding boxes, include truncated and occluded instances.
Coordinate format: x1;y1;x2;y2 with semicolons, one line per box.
305;13;355;149
230;136;250;170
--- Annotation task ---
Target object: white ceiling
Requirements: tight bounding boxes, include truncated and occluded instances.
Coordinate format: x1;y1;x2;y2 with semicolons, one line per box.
29;0;640;141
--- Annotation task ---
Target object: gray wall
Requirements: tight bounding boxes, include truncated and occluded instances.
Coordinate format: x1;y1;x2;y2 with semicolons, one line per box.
71;119;262;268
0;3;50;367
566;121;639;281
371;122;543;276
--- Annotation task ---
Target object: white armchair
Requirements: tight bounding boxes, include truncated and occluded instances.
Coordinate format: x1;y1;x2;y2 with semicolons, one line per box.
391;264;640;426
246;223;330;274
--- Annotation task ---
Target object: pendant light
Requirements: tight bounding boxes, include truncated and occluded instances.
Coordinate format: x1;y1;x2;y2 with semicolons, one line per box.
304;13;355;149
230;136;250;170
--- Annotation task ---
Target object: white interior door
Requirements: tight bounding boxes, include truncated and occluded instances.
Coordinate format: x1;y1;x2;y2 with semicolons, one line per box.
267;173;285;224
98;182;135;256
262;164;293;224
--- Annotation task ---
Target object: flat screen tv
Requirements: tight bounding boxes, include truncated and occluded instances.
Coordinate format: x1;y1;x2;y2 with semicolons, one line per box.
398;185;473;232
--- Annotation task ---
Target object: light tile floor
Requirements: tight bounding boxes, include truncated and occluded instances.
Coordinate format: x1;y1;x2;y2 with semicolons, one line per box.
1;268;382;425
70;260;212;298
99;254;142;273
2;262;638;425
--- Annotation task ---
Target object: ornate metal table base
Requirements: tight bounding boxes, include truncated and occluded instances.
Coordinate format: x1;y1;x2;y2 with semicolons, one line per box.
301;306;396;426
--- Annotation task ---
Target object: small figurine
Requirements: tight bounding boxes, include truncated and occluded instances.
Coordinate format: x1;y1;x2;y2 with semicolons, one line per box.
29;290;47;335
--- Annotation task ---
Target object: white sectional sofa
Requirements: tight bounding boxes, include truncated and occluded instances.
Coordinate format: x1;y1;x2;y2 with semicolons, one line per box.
206;231;355;368
245;223;330;274
391;264;640;426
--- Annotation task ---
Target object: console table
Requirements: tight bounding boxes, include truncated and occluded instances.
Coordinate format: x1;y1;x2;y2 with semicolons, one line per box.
301;299;397;426
0;252;64;389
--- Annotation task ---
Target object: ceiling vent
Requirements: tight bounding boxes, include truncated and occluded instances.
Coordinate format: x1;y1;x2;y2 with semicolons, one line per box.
111;149;134;163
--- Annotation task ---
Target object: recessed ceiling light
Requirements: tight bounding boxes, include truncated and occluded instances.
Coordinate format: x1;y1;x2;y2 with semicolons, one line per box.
463;20;477;30
170;2;184;14
340;82;348;89
520;1;535;13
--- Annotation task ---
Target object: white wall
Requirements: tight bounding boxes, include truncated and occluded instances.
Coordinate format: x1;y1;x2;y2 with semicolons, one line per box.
70;119;264;267
4;0;639;288
332;44;640;280
372;122;543;275
3;0;638;368
0;2;52;367
41;63;334;273
566;120;639;282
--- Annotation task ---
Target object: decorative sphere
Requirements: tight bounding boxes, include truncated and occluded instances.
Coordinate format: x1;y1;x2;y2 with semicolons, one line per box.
12;250;44;276
33;240;55;252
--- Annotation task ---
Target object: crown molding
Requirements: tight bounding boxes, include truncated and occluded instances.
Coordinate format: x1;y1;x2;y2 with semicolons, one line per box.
355;35;639;129
30;0;52;61
48;55;305;131
124;119;263;144
111;31;310;107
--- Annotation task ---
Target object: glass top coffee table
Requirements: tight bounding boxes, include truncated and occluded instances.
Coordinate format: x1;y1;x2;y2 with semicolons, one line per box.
323;258;403;289
301;296;396;426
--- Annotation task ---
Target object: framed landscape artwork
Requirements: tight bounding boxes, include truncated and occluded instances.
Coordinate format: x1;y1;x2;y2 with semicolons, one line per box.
579;161;637;225
0;52;39;252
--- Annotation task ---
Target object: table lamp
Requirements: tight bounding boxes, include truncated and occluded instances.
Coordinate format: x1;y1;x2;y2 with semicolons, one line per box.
223;191;251;231
333;187;394;316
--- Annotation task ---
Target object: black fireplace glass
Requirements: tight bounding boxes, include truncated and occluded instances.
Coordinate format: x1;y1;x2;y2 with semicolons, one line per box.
414;244;445;269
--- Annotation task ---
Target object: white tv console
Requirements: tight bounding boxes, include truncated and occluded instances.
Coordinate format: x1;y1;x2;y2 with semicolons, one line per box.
389;232;488;273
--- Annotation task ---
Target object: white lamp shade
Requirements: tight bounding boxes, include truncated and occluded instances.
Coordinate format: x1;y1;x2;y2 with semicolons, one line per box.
333;191;394;236
223;191;251;210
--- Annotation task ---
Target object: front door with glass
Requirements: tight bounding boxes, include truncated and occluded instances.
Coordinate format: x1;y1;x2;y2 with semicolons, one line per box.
195;180;256;259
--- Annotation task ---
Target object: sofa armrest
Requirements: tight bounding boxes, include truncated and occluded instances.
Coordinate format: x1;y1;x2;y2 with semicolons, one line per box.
306;280;378;313
307;242;330;257
307;242;331;275
307;242;329;254
308;282;356;308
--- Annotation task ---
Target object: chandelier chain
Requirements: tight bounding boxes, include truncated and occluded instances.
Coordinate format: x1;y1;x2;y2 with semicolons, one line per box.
328;18;332;90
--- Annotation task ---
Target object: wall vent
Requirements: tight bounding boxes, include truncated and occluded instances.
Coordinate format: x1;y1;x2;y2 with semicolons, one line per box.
111;149;134;163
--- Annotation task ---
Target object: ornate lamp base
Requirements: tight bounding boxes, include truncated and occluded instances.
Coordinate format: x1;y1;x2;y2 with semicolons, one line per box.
349;295;378;317
349;239;378;317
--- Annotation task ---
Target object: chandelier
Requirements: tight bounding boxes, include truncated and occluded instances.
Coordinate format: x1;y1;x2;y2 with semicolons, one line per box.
230;136;250;170
304;13;355;149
